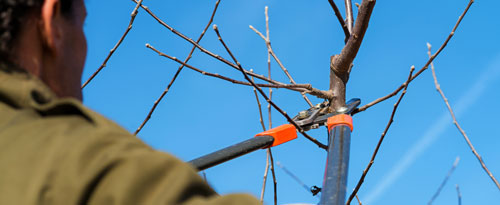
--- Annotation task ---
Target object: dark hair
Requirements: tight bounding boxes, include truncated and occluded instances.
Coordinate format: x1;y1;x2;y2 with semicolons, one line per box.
0;0;74;61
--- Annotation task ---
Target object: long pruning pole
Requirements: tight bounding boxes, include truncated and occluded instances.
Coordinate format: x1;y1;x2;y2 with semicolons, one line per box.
320;125;352;205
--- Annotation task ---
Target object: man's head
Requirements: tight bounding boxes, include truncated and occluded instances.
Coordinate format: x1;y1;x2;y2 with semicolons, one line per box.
0;0;87;101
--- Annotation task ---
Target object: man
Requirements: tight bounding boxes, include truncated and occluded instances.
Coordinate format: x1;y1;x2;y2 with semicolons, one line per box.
0;0;260;204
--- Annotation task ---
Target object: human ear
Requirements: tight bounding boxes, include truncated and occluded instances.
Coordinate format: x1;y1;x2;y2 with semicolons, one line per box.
39;0;63;55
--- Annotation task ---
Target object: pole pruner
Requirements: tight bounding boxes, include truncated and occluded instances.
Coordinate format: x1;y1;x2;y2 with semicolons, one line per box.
189;98;360;172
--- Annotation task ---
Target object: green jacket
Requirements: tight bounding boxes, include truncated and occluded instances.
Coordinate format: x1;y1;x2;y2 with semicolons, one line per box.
0;62;260;205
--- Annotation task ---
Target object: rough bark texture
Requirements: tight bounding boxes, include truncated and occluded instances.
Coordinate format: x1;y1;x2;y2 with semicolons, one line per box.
329;0;376;111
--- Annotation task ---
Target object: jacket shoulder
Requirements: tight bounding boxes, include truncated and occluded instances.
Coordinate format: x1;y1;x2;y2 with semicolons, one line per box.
36;97;128;132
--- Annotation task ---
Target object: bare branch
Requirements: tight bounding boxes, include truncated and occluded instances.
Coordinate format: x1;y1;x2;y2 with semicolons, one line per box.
356;194;362;205
253;84;278;205
146;44;333;99
428;157;460;205
330;0;376;111
257;9;279;201
255;9;278;200
260;150;270;202
427;43;500;191
269;149;278;205
132;0;334;101
249;7;314;107
355;0;474;114
265;6;270;43
266;6;273;131
327;0;350;41
249;25;267;41
253;76;267;131
332;0;375;75
213;25;328;150
82;0;145;88
134;0;221;135
253;84;277;204
344;0;354;33
131;1;281;84
347;65;415;204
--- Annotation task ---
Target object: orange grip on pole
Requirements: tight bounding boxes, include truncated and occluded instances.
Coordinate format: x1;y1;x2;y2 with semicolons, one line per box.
255;124;297;147
327;114;353;132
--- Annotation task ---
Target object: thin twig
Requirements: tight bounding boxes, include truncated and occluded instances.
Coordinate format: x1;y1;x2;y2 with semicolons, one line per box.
260;150;270;202
269;149;278;205
456;184;462;205
253;75;271;202
132;0;333;100
145;45;328;94
344;0;354;33
354;0;474;114
259;150;278;205
253;76;267;131
249;7;313;107
254;9;277;201
213;24;327;150
82;0;145;88
327;0;350;41
428;156;460;205
134;0;221;135
266;6;273;130
427;43;500;191
355;194;362;205
347;65;415;204
131;1;278;83
265;9;278;203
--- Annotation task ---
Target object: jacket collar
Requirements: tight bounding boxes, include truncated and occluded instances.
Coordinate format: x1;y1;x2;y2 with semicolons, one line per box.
0;61;57;109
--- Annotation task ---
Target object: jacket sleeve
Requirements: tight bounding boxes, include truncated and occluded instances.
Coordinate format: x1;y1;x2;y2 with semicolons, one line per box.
83;139;259;205
42;115;260;205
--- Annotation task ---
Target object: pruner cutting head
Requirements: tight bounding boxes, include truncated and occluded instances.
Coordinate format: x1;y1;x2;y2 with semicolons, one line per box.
292;98;361;131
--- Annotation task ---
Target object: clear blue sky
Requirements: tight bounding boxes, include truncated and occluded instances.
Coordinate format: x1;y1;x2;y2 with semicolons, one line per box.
82;0;500;204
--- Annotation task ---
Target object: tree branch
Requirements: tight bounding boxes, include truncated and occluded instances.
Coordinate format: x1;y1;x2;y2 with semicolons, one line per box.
346;65;415;204
146;44;333;99
266;6;273;131
249;7;314;107
344;0;354;33
427;43;500;191
251;75;275;203
355;0;474;114
356;194;363;205
132;0;335;101
262;8;279;202
269;150;278;205
329;0;376;111
260;150;270;202
131;1;284;85
213;25;327;150
327;0;350;41
82;0;145;89
134;0;221;135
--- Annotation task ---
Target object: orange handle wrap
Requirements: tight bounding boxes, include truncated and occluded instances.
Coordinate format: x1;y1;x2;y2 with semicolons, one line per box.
327;114;353;132
255;124;297;147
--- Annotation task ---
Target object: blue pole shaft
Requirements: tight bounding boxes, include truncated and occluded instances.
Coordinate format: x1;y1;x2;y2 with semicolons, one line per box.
319;125;351;205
